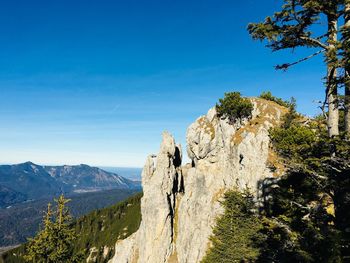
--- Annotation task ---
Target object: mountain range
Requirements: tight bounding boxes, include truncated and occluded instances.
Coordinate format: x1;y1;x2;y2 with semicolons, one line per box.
0;162;140;208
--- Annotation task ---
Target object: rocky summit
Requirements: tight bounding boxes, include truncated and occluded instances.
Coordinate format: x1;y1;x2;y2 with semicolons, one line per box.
109;98;287;263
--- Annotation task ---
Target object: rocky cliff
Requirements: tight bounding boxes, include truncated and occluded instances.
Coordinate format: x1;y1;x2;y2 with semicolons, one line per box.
109;98;287;263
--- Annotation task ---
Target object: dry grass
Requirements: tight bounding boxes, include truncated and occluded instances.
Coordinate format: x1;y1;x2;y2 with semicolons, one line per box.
211;188;226;204
231;98;288;145
267;148;285;177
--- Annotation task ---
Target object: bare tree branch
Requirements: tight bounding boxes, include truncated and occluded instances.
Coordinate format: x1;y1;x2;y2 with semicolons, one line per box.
275;49;325;70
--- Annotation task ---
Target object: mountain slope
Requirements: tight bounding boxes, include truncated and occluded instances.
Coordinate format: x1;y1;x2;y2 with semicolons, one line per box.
0;188;140;247
0;162;70;201
1;193;142;263
44;164;137;192
73;193;142;262
0;185;26;208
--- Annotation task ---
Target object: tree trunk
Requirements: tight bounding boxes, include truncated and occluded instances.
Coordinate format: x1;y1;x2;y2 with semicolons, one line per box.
344;1;350;136
345;75;350;136
326;13;339;137
327;68;339;137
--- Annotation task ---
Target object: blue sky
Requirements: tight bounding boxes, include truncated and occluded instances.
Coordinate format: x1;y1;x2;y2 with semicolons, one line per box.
0;0;326;167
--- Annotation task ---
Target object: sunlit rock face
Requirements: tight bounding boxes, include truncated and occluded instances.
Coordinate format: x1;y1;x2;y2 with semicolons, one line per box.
109;98;286;263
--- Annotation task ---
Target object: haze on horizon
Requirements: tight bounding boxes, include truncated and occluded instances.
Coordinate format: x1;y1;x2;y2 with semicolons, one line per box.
0;0;326;167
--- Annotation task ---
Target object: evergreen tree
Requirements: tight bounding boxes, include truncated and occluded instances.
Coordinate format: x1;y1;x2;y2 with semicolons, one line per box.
201;189;264;263
248;0;342;137
23;195;82;263
263;99;350;261
216;92;253;124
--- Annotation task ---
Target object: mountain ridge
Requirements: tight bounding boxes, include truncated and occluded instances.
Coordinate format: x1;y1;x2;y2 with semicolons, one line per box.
0;162;140;208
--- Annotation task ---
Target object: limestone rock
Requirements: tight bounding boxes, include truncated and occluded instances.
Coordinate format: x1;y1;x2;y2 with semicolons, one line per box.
110;131;183;263
109;98;286;263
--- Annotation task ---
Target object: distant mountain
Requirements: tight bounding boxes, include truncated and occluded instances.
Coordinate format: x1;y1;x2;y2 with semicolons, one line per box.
100;167;142;181
0;162;70;202
43;164;139;192
0;162;140;208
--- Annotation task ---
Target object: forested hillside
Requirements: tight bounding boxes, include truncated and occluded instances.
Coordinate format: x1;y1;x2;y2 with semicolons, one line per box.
0;193;142;263
0;189;139;247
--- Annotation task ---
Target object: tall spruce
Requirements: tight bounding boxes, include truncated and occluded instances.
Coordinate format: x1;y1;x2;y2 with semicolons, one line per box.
248;0;341;137
266;96;350;260
201;189;264;263
24;195;81;263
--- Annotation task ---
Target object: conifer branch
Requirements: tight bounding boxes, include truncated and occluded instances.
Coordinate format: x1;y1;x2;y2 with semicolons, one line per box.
275;49;325;70
300;36;329;50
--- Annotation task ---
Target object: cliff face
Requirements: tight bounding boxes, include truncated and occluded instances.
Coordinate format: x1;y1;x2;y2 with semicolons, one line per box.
109;98;286;263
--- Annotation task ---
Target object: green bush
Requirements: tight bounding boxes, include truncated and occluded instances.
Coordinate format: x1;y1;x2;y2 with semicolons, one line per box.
259;91;292;108
270;125;317;158
216;92;253;123
281;97;299;129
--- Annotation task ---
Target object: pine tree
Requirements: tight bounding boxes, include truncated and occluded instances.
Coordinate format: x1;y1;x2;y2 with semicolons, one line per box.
216;92;253;124
23;195;82;263
264;100;349;261
201;189;264;263
23;203;55;262
248;0;342;137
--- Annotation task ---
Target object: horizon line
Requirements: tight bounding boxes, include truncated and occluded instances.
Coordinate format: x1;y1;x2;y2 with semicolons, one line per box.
0;161;143;169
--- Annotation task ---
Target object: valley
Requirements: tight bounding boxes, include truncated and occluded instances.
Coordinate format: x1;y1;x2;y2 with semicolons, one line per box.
0;163;142;248
0;188;140;247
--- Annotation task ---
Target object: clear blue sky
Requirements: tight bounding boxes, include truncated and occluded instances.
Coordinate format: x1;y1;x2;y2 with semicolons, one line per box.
0;0;326;167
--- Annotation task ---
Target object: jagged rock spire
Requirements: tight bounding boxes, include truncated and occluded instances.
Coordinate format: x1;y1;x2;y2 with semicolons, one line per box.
110;98;286;263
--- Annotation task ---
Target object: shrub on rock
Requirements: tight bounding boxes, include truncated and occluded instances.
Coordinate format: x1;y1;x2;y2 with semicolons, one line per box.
216;92;253;124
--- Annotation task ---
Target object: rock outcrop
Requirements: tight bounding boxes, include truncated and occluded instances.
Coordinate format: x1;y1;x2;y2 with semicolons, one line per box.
109;98;287;263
